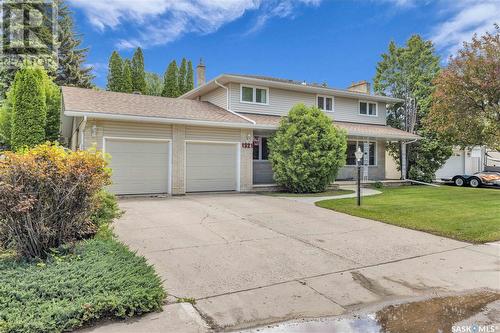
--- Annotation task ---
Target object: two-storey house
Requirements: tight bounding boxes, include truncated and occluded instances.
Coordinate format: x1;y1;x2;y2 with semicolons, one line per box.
61;64;419;195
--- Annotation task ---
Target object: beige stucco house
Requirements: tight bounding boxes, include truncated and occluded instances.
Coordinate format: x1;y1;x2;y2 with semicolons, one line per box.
61;66;419;195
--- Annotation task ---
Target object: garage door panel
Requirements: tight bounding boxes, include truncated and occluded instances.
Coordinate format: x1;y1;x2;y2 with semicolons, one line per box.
186;142;237;192
106;139;170;195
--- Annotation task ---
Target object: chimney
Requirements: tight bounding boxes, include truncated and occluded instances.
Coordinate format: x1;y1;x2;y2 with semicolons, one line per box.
347;80;371;94
196;58;206;87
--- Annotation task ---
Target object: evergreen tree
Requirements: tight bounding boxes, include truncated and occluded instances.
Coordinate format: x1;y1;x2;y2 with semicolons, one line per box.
107;51;124;92
145;72;163;96
11;67;47;150
178;58;187;94
162;60;179;97
186;60;194;92
56;0;94;88
44;81;62;141
131;47;146;94
122;60;133;93
374;35;452;182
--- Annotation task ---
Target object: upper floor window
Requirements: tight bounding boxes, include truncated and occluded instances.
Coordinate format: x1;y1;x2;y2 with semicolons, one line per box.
359;101;377;116
241;85;268;104
317;95;333;112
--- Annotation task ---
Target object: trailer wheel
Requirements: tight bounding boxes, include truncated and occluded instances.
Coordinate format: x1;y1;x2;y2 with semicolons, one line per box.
454;177;465;187
469;177;481;188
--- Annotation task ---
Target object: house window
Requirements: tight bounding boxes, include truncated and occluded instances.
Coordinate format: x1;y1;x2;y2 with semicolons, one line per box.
359;101;377;116
317;96;333;112
346;141;376;166
253;136;269;160
241;85;268;104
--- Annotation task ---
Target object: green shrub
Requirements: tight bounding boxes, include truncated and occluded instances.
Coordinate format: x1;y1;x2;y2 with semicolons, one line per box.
373;181;384;189
268;104;347;193
0;238;165;333
0;143;111;259
90;191;122;228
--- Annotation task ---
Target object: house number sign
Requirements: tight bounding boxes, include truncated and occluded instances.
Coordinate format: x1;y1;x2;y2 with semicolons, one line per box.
242;142;253;148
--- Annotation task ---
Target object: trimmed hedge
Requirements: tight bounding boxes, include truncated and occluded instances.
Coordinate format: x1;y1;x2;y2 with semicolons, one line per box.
0;238;165;333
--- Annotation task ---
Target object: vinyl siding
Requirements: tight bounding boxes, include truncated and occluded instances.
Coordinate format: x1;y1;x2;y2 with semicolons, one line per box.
200;86;227;109
185;125;241;141
83;120;173;150
227;83;387;125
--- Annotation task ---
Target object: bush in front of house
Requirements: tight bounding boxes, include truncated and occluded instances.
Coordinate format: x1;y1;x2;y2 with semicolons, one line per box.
0;143;111;259
268;104;347;193
0;237;165;333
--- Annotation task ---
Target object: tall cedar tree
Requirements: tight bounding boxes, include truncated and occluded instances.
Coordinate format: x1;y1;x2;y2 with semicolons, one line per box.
131;48;147;94
56;0;93;88
107;51;124;92
178;58;187;94
145;72;163;96
373;35;452;182
11;67;47;150
122;60;133;93
1;66;60;147
162;60;179;97
186;60;194;91
426;26;500;150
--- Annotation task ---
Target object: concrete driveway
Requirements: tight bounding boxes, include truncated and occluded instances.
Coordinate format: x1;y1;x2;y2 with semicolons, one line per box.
88;193;500;332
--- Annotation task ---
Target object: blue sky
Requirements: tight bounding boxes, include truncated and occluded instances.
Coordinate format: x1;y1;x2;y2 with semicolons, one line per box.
68;0;500;89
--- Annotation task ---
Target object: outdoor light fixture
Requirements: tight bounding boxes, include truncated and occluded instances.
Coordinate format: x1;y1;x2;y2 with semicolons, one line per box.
91;125;97;138
355;147;363;206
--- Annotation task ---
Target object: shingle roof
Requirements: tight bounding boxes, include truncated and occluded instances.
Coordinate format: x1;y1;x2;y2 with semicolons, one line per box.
240;113;420;140
228;74;328;88
62;86;251;124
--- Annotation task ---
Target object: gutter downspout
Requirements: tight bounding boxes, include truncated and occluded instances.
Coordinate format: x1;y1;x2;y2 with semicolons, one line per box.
79;116;87;150
214;79;256;125
401;138;418;180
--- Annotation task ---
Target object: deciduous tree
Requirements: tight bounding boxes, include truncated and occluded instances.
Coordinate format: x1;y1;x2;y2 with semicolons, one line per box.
374;35;452;182
145;72;163;96
426;26;500;150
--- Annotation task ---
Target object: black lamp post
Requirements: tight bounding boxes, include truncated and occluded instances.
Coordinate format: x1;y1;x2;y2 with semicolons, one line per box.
355;147;363;206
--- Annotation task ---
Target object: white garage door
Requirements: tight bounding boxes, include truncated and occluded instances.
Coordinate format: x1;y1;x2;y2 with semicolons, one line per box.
186;142;238;192
106;139;170;195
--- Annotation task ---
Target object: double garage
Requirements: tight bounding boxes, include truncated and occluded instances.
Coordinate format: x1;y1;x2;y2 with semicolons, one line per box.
100;123;241;195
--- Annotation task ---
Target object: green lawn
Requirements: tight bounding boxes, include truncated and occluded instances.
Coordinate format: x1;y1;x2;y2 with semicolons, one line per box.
261;189;354;197
316;186;500;243
0;236;165;333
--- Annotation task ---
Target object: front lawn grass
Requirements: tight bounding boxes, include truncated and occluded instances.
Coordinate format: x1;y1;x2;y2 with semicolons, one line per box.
316;186;500;243
0;236;165;333
261;189;354;197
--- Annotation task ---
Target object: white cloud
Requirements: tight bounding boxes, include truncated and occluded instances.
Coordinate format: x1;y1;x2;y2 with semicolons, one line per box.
69;0;321;49
430;0;500;57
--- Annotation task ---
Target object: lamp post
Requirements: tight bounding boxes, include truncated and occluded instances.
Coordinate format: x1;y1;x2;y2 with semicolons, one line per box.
355;147;363;206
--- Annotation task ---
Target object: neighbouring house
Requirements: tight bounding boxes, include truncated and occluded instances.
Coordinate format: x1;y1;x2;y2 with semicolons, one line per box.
60;64;419;195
